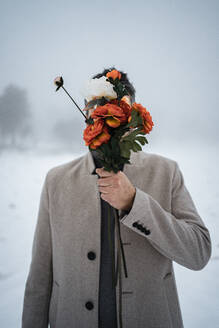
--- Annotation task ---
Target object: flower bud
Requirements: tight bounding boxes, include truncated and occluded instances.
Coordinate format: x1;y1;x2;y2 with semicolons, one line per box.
54;76;64;91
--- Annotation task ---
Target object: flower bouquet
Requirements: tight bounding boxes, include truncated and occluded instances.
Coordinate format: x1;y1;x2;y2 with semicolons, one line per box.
81;70;153;173
54;69;154;326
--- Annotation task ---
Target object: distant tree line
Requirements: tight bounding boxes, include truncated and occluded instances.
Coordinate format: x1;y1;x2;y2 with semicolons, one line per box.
0;83;86;152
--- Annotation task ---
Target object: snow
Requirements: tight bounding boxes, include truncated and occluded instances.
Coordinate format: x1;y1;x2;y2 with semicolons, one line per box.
0;143;218;327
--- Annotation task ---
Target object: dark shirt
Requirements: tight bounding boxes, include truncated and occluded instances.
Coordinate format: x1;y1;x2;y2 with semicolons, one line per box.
90;150;119;328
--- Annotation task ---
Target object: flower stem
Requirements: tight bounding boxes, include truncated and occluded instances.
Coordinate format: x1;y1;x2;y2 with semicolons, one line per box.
61;85;87;120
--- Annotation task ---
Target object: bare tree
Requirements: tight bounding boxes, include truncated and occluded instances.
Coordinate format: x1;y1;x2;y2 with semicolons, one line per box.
0;84;32;148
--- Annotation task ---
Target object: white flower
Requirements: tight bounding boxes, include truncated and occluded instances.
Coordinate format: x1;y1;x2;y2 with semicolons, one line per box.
79;76;117;102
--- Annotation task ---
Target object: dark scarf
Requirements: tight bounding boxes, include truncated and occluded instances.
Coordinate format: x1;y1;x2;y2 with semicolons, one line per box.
90;149;127;328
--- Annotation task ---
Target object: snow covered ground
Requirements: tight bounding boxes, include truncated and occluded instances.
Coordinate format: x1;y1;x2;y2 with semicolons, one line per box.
0;143;218;327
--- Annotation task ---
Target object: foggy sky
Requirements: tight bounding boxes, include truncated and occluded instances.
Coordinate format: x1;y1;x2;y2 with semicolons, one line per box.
1;0;218;147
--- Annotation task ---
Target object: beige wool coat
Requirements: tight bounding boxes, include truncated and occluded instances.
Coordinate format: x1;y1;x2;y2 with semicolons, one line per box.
22;149;212;328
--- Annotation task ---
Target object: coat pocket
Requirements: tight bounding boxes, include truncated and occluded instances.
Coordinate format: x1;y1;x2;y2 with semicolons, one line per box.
49;280;59;328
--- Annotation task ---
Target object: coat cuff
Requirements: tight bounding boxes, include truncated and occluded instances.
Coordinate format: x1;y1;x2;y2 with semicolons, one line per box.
119;186;152;236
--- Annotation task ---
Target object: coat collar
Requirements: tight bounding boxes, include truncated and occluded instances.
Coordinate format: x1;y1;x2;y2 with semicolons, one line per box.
84;149;140;175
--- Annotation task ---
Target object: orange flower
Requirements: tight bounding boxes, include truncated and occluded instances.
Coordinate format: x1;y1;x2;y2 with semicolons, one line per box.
110;99;132;119
129;103;154;134
83;119;111;149
91;103;127;128
106;69;121;80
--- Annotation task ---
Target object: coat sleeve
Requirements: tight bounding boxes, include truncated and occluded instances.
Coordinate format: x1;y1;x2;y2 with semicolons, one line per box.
119;161;212;271
22;172;53;328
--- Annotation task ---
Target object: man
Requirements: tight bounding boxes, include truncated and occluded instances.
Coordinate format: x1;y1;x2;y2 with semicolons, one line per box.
22;67;212;328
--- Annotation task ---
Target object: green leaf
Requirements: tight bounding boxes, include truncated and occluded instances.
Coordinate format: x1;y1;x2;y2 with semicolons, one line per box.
144;137;148;144
135;136;147;145
122;128;141;141
126;110;145;129
119;142;131;158
121;149;130;158
132;141;142;151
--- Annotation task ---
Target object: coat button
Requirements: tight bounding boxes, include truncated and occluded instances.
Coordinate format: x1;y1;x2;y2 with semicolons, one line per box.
87;251;96;260
145;229;151;235
85;301;94;310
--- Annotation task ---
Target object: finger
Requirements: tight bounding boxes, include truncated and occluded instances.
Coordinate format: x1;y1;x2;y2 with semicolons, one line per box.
100;193;111;203
96;168;114;177
97;177;113;186
100;192;107;200
98;185;113;193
